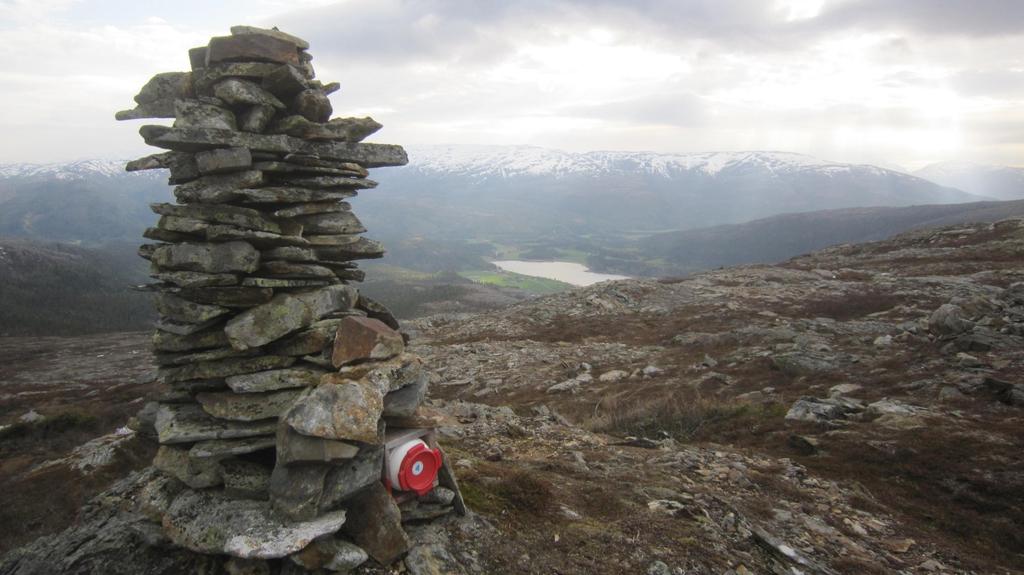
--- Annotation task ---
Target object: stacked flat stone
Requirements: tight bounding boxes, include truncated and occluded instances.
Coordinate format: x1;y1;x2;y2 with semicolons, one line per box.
117;26;462;572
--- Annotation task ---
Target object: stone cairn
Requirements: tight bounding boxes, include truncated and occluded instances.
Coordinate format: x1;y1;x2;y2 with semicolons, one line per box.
117;26;464;572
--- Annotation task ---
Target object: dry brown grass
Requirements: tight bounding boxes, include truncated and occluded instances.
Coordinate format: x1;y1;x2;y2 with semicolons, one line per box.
588;393;788;443
796;288;906;321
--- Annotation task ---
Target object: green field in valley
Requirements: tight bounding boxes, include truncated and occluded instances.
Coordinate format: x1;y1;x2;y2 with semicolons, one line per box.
459;269;573;294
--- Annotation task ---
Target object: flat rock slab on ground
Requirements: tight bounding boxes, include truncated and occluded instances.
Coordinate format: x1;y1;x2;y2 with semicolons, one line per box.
163;489;346;559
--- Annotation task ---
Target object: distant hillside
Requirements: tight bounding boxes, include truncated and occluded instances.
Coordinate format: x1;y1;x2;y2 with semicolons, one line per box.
640;199;1024;274
0;161;167;243
0;240;153;336
363;146;981;247
0;149;981;276
916;161;1024;201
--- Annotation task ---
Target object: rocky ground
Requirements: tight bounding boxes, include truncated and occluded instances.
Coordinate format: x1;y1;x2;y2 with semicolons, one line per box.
1;217;1023;574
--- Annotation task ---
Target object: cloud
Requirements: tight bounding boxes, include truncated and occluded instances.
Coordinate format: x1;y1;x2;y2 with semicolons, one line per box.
817;0;1024;37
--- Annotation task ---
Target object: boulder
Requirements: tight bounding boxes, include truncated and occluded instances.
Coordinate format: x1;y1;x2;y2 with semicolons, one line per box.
928;304;973;337
771;350;838;376
332;316;405;367
225;285;359;350
784;396;862;423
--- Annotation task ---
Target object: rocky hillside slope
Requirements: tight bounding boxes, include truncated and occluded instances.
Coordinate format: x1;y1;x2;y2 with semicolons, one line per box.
1;217;1022;573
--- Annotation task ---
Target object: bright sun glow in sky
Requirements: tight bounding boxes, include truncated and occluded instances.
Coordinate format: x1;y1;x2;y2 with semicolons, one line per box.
0;0;1021;170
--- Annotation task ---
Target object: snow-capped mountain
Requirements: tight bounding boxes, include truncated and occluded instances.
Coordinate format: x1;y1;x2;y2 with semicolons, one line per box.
0;145;983;250
0;159;141;180
404;145;891;180
915;161;1024;201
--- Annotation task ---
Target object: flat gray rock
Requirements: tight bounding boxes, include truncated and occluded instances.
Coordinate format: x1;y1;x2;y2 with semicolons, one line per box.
141;126;409;168
214;78;286;109
174;170;265;204
290;212;365;235
174;99;236;130
155;403;279;444
151;241;260;274
158;355;297;384
276;424;358;465
153;292;231;324
152;328;230;353
267;319;346;356
225;285;358;350
270;116;381;142
189;436;276;459
232;187;358;204
153;445;223;488
195;147;253;174
197;389;303;422
226;367;327;393
162;489;346;559
152;270;240;289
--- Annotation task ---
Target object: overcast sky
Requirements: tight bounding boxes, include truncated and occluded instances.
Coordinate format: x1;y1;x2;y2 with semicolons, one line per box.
0;0;1021;169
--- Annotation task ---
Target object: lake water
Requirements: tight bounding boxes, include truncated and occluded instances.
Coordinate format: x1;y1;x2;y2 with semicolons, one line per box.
491;260;630;287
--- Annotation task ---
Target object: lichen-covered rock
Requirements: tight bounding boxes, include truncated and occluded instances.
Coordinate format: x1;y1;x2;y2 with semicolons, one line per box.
225;285;358;350
225;366;328;393
340;482;410;566
290;538;368;572
291;89;332;122
153;293;231;324
162;489;346;559
155;403;278;444
195;147;253;174
283;377;384;443
332;317;405;367
153;445;224;488
150;241;260;274
277;424;359;465
197;389;303;421
174;99;237;130
158;355;296;384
